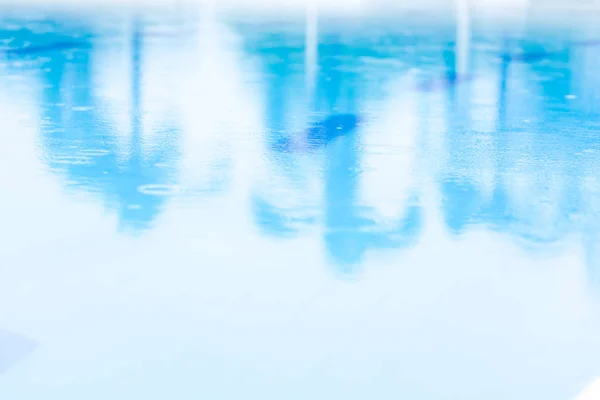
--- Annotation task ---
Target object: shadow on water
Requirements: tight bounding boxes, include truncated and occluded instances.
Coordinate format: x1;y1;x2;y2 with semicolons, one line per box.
4;17;182;234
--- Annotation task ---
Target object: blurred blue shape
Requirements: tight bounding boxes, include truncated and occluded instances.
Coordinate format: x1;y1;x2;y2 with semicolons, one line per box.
480;185;512;232
251;195;299;237
272;113;362;153
6;19;186;234
245;28;424;273
305;113;361;148
418;43;472;91
0;330;36;376
440;178;482;235
251;194;317;237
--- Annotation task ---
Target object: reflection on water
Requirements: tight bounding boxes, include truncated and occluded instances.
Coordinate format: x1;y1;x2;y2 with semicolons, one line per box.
1;7;600;399
242;14;600;278
3;16;232;233
32;19;181;233
248;28;425;271
2;10;599;269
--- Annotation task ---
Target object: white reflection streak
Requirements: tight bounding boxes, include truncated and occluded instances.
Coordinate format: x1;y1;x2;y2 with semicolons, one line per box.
94;20;133;164
305;4;318;98
456;0;470;78
177;11;263;196
137;23;181;151
572;21;600;113
360;75;418;219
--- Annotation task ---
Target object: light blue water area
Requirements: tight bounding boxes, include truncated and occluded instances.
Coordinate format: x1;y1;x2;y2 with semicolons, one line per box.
1;8;600;400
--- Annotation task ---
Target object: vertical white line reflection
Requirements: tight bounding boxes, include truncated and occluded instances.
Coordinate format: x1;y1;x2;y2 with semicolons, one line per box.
305;4;318;101
456;0;470;78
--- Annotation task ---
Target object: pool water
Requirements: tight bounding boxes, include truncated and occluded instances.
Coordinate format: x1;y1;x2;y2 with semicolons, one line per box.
1;6;600;400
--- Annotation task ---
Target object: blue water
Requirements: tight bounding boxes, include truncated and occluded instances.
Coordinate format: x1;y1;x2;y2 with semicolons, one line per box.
1;8;600;400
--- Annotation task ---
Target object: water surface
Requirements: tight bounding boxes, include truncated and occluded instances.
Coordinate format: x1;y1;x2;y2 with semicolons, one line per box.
1;7;600;400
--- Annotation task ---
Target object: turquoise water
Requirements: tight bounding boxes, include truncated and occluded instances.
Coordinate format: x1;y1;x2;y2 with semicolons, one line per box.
1;9;600;399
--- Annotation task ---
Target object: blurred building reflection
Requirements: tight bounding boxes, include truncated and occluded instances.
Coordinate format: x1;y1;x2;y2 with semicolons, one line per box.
246;27;318;237
436;28;600;287
0;11;598;283
5;17;183;234
244;22;424;273
240;13;600;281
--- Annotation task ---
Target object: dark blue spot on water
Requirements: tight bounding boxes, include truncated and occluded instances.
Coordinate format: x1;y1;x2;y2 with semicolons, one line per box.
306;113;361;148
270;136;294;153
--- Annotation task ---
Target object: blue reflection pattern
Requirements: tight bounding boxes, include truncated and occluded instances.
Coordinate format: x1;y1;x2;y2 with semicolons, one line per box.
248;30;425;272
2;11;600;400
6;19;183;233
0;14;599;281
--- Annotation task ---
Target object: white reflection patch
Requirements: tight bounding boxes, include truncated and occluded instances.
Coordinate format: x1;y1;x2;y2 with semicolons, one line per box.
137;183;181;196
